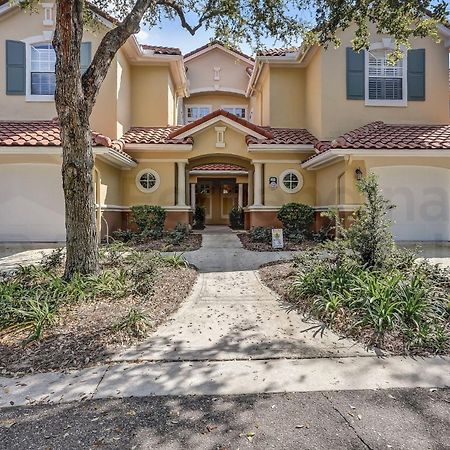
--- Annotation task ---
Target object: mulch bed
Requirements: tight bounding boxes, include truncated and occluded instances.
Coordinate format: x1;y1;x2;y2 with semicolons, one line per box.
120;234;202;252
238;233;313;252
259;261;448;356
0;267;197;377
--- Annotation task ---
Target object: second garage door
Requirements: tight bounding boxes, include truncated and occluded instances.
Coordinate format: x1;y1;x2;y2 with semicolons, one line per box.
0;163;65;242
372;166;450;241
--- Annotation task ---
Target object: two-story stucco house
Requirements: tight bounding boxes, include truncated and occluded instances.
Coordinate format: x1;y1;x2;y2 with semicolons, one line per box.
1;1;450;242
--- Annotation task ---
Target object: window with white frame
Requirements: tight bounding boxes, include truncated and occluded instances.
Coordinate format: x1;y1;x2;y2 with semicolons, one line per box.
136;169;160;193
280;169;304;193
30;43;56;96
186;106;211;122
366;49;406;105
222;106;246;118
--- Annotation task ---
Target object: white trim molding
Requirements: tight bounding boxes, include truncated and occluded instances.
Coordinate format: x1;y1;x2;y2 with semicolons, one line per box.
364;43;408;108
174;114;268;140
248;144;314;152
184;43;254;65
125;144;193;151
302;148;450;170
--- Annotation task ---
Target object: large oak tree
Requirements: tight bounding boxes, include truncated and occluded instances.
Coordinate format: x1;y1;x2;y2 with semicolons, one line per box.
19;0;448;278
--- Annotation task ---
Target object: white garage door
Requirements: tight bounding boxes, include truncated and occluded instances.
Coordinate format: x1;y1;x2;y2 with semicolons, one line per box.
372;166;450;241
0;164;65;242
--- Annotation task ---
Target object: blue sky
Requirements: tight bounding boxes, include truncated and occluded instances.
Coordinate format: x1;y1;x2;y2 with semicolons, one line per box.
136;17;307;56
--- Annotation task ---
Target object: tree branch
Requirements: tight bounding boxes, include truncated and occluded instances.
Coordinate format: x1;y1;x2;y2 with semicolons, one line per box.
82;0;154;112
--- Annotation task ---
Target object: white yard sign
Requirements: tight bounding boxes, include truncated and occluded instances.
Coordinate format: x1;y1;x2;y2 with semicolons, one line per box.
272;228;284;249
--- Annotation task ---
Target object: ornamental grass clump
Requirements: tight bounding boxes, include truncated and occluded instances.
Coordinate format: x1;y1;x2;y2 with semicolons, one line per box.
0;245;169;344
289;174;450;354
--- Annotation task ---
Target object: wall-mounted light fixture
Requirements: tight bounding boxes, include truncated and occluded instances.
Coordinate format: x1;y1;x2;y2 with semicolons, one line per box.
355;168;363;181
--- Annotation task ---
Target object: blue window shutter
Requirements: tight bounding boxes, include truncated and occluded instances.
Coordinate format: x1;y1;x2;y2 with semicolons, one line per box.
407;49;425;101
80;42;92;74
6;40;26;95
346;47;365;100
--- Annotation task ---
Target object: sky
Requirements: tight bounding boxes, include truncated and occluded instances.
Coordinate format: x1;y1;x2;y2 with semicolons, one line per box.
135;14;309;56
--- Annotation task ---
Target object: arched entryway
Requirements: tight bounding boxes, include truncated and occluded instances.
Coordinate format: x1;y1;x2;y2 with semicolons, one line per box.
188;155;252;225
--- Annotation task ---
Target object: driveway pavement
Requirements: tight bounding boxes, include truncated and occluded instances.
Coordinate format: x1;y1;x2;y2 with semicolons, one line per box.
1;388;449;450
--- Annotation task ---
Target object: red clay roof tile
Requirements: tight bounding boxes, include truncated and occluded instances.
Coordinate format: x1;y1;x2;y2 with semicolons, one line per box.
121;127;193;145
141;44;182;56
184;41;254;61
192;163;248;172
246;128;318;146
0;120;135;163
257;47;298;57
328;122;450;150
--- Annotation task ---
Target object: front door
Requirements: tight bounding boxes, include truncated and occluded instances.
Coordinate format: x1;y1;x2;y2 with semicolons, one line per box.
197;179;238;225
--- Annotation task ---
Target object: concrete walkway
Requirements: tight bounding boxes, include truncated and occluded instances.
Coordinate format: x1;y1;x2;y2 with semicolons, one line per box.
115;228;367;362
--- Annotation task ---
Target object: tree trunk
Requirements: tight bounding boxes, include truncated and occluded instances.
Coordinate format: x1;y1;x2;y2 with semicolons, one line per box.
54;0;99;278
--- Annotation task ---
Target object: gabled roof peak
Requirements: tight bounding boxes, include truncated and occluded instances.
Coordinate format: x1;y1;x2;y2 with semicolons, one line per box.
168;109;273;140
184;41;254;63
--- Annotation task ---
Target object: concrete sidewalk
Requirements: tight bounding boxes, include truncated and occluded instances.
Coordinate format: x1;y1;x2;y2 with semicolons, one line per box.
1;355;449;408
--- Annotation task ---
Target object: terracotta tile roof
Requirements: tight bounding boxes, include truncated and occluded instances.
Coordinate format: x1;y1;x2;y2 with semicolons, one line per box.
169;109;273;140
0;120;135;163
121;127;193;145
257;47;298;57
184;41;254;62
328;122;450;150
191;163;248;172
141;44;182;56
246;128;318;146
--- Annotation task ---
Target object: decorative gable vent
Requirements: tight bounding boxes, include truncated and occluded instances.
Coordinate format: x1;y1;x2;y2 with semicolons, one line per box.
213;67;221;81
215;126;226;148
42;3;55;26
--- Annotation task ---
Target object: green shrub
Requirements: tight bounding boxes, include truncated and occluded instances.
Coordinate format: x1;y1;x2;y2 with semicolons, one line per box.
111;229;135;243
229;207;244;229
131;205;166;238
167;223;190;246
277;203;315;241
193;205;206;230
249;226;272;244
113;308;152;337
163;253;189;269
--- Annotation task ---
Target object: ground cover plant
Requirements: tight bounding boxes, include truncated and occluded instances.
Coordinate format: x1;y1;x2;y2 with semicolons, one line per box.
260;174;450;355
112;205;202;251
0;244;197;375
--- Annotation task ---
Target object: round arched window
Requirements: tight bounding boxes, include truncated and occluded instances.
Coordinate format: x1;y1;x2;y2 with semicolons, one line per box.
280;169;304;193
136;169;160;193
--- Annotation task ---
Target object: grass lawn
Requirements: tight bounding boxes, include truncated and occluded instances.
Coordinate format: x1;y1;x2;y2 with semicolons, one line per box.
0;246;197;376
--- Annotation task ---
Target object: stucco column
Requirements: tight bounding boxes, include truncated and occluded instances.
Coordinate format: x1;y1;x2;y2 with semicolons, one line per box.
190;183;196;210
248;170;254;206
253;162;263;206
177;162;187;206
238;183;244;208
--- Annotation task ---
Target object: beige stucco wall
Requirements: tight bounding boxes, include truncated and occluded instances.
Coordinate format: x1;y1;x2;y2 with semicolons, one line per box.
130;65;173;127
264;162;315;206
0;7;118;138
319;25;449;140
116;51;131;137
184;93;250;117
121;161;176;206
305;49;323;139
260;67;271;126
95;158;122;206
185;47;252;95
269;67;306;128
